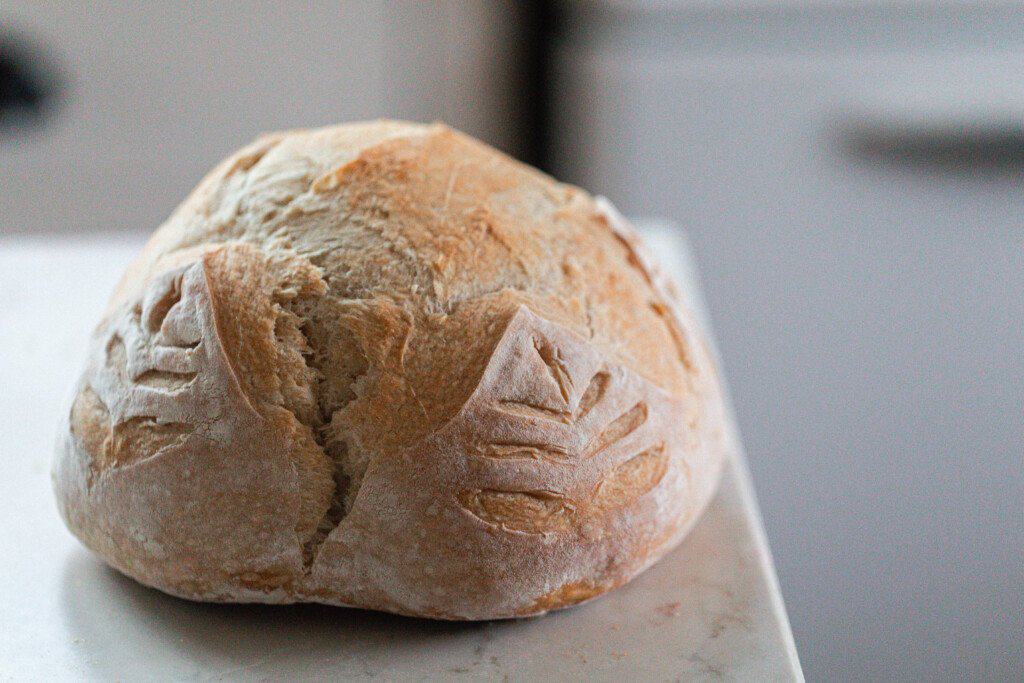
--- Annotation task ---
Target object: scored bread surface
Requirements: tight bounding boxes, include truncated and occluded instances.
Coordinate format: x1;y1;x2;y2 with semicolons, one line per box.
54;121;728;619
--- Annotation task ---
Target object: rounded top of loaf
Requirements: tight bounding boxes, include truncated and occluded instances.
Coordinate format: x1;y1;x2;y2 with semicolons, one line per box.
112;121;698;451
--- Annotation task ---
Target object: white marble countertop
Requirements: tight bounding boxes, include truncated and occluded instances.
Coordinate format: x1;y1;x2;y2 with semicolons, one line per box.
0;228;801;681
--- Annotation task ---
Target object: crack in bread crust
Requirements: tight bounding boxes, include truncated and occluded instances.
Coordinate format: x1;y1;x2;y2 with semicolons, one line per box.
283;300;360;569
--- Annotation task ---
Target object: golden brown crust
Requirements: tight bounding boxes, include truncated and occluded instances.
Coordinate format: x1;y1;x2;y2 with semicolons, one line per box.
53;121;727;619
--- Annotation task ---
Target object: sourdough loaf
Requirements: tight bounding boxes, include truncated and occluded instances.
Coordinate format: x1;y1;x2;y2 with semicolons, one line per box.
53;121;727;619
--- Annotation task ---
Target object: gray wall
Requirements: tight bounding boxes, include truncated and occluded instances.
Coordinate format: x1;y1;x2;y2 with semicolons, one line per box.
1;1;523;236
553;3;1024;679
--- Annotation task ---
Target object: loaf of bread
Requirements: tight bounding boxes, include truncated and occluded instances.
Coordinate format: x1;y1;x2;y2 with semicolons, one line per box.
53;121;727;619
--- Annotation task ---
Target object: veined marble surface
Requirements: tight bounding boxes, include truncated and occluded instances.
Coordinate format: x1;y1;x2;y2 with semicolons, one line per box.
0;227;801;681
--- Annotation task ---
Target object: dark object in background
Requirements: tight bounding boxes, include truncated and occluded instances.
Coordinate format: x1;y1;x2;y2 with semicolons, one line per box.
840;118;1024;172
0;31;60;136
517;0;561;172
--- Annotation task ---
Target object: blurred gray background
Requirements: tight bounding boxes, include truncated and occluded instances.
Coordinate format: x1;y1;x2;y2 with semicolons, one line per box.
2;2;1022;679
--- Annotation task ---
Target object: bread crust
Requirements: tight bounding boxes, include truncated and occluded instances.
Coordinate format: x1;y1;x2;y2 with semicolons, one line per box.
54;121;727;619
